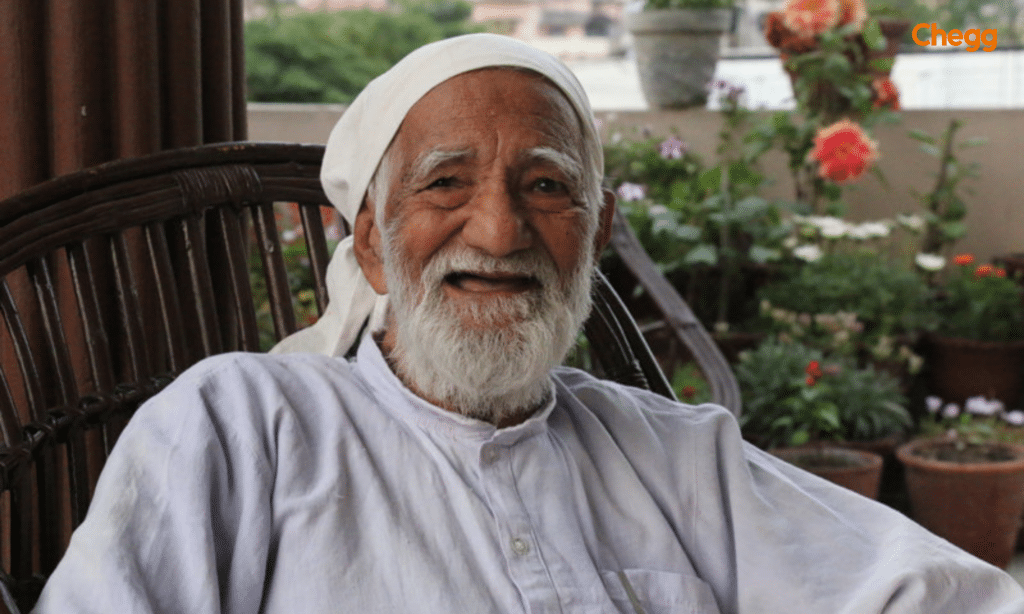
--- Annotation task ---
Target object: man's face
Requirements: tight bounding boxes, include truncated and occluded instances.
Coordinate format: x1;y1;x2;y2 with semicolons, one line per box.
355;68;612;426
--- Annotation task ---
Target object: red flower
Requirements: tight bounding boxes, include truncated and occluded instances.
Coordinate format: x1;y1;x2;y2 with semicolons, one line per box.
975;264;995;278
681;385;698;399
806;375;817;386
996;267;1008;278
782;0;840;37
810;119;879;183
954;253;975;266
872;77;900;111
837;0;867;29
805;360;823;378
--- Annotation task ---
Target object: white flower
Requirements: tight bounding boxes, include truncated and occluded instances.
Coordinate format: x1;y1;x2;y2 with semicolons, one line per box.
915;253;946;272
942;403;961;419
783;235;799;250
965;395;1004;416
1003;410;1024;426
649;204;668;216
897;213;925;231
925;395;943;414
848;221;891;240
282;229;298;243
815;216;849;239
793;244;823;262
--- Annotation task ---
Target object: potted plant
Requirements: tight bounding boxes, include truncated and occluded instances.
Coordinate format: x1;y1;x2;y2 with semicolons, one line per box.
625;0;735;109
926;254;1024;406
763;0;906;122
736;339;911;498
897;395;1024;568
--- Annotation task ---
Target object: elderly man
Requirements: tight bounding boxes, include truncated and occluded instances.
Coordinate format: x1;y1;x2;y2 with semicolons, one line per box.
34;34;1024;613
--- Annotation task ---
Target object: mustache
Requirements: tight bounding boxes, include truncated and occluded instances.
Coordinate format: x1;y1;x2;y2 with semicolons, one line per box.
419;247;560;292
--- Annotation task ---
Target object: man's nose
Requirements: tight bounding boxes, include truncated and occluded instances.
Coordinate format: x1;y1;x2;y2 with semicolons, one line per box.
461;181;533;258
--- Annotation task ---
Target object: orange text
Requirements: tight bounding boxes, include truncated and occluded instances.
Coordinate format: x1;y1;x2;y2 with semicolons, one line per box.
912;23;998;52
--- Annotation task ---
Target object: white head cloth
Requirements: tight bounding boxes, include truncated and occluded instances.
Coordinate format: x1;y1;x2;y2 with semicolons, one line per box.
270;33;602;357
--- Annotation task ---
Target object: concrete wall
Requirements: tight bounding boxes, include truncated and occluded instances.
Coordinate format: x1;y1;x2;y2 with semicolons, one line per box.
247;103;1024;264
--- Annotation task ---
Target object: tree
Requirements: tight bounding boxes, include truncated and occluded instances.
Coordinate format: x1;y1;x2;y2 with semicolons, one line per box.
245;3;480;103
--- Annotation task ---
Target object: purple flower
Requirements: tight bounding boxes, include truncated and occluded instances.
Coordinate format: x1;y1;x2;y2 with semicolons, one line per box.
925;395;943;414
616;182;646;202
659;137;688;160
942;403;961;419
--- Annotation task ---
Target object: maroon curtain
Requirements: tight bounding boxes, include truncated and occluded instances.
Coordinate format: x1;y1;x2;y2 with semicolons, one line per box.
0;0;247;199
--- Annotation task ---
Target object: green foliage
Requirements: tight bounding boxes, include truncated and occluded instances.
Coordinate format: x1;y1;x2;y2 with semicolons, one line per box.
759;251;936;341
245;4;480;103
737;339;910;447
936;261;1024;342
909;119;984;256
670;362;712;404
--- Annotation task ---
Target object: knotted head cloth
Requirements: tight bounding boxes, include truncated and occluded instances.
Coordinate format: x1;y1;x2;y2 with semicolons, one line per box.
270;33;603;357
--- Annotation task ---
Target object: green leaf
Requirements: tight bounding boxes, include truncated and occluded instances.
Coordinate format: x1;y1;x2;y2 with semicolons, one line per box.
862;19;885;50
958;137;988;149
869;58;895;73
749;245;781;264
918;143;942;158
672;224;703;242
907;129;936;145
684;244;719;266
790;430;810;446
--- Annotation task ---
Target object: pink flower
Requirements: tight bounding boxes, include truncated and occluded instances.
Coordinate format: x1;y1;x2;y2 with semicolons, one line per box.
810;119;879;183
616;182;646;202
782;0;840;37
659;137;688;160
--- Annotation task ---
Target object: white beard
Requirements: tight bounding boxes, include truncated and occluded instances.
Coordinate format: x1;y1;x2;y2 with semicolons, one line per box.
381;233;596;425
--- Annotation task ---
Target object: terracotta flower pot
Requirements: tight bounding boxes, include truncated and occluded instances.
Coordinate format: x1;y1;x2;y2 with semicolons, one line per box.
770;446;884;499
897;439;1024;568
926;334;1024;405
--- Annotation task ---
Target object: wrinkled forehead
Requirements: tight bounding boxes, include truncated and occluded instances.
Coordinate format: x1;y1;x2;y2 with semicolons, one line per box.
391;67;585;163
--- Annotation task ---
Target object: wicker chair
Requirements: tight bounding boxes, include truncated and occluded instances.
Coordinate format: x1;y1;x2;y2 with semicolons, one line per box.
0;142;738;613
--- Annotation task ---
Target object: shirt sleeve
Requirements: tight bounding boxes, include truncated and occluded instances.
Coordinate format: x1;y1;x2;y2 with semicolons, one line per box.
32;356;276;614
559;372;1024;614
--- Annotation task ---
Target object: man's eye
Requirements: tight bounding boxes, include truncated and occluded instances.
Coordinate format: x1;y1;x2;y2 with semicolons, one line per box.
427;177;457;189
533;178;567;193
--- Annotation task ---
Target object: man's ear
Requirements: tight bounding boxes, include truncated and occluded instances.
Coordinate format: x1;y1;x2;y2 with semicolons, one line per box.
592;188;616;260
352;199;388;295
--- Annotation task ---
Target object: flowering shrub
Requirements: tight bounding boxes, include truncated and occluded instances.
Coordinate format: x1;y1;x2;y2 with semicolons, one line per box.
919;395;1024;448
934;254;1024;342
737;339;910;447
758;251;935;369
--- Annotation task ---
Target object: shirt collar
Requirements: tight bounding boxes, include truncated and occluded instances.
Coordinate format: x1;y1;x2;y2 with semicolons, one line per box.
352;333;555;446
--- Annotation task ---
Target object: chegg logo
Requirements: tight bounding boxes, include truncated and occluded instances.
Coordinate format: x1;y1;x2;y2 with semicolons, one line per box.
912;23;998;52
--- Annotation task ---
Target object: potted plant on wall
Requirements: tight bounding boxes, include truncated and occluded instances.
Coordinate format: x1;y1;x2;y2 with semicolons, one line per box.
897;396;1024;568
926;254;1024;406
625;0;735;109
736;339;911;499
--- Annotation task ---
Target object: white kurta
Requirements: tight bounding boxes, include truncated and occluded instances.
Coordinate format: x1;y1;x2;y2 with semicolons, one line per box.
34;334;1024;613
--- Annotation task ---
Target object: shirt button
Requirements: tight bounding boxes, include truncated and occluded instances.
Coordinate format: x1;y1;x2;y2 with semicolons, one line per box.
511;537;530;555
